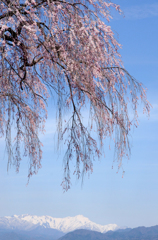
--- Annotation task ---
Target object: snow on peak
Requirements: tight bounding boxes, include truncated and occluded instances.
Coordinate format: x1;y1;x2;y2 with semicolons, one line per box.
1;214;120;233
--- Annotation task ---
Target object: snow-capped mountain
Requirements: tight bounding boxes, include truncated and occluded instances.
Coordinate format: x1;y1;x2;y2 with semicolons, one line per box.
0;214;121;233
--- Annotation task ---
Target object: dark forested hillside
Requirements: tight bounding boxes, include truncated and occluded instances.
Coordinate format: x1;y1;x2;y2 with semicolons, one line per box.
58;226;158;240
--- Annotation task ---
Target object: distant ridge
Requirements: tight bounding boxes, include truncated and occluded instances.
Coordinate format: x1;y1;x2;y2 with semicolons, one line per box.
0;214;120;233
58;226;158;240
0;215;158;240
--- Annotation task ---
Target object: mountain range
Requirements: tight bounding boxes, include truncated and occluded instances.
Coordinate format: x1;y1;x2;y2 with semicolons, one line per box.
0;214;119;233
0;214;158;240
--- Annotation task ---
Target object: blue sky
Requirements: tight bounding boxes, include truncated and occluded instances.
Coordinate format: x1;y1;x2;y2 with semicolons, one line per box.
0;0;158;229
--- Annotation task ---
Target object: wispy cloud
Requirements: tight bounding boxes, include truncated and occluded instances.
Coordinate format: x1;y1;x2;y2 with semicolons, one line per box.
123;3;158;20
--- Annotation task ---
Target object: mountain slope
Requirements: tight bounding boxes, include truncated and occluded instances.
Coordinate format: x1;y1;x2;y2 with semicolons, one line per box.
58;226;158;240
0;214;119;233
0;226;65;240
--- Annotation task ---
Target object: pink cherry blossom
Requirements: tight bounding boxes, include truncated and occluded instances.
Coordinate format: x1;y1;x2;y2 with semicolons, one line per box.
0;0;151;190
